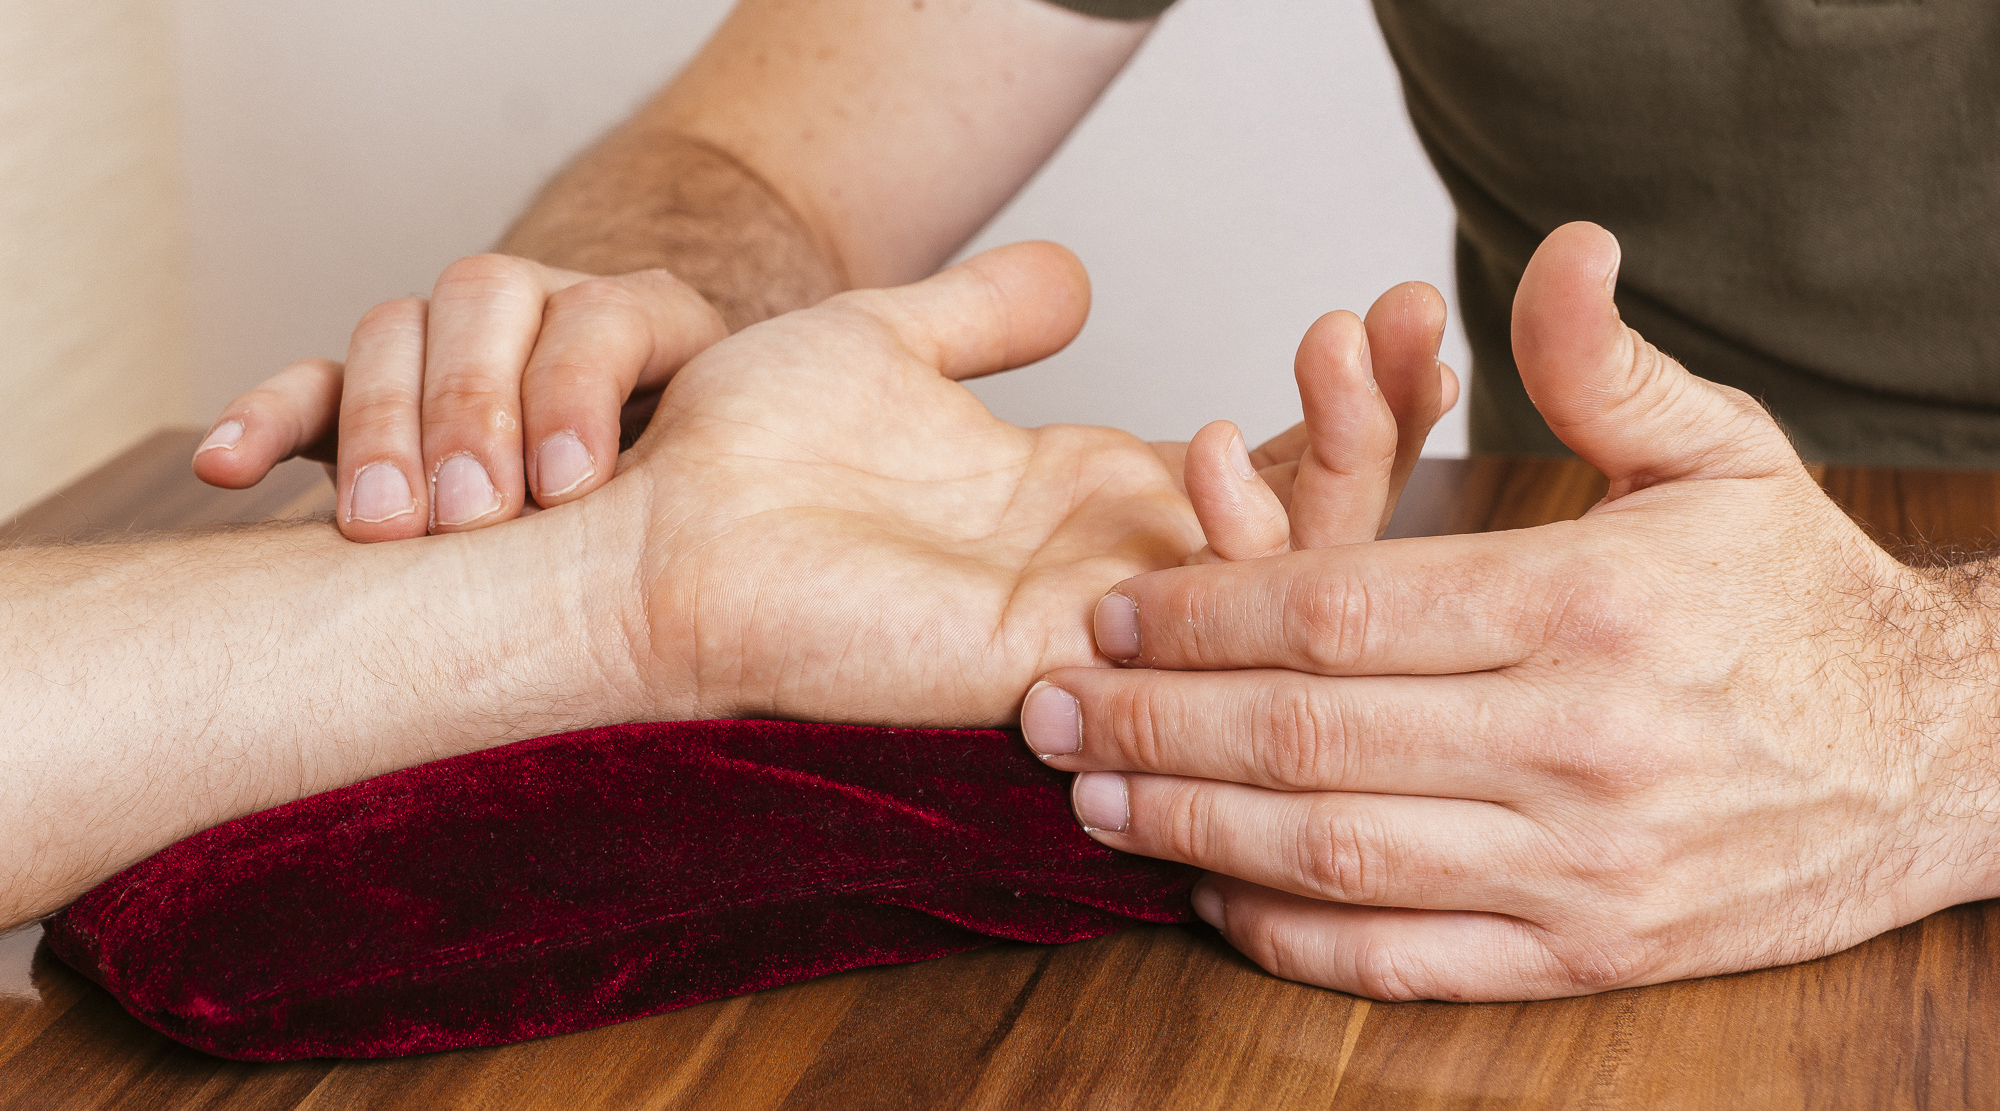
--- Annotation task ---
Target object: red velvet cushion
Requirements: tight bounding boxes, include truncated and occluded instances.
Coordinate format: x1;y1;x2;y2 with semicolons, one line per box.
45;721;1197;1061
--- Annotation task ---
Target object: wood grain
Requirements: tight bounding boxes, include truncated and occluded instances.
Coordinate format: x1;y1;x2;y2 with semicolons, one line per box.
0;428;332;546
1;448;1995;1110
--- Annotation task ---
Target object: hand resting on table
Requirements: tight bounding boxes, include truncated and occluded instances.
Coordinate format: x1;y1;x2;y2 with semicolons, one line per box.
1028;223;2000;1002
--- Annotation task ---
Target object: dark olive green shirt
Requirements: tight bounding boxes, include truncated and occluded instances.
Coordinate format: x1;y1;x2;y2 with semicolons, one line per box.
1040;0;1176;19
1047;0;2000;466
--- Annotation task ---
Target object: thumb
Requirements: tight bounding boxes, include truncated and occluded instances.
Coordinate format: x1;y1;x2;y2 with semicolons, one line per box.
866;241;1092;382
1512;222;1794;492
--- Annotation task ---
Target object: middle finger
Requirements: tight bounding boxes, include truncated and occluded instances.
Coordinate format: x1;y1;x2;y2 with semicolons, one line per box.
421;255;579;532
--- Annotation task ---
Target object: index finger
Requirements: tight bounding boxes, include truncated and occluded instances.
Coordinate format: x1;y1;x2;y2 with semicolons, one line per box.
1093;528;1593;675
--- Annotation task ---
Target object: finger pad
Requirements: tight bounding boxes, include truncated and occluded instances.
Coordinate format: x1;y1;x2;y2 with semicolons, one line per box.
970;241;1092;367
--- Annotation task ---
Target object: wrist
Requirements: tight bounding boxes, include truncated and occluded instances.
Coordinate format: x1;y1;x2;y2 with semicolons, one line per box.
1900;558;2000;907
486;483;676;731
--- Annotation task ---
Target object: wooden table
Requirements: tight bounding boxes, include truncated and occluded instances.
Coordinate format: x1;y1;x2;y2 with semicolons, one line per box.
2;430;1996;1110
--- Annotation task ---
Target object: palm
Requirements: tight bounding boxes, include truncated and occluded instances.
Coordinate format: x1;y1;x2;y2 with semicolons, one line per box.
626;248;1202;726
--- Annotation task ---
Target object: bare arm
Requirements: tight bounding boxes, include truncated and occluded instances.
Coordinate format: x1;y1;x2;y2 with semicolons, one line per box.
500;0;1155;323
0;506;652;928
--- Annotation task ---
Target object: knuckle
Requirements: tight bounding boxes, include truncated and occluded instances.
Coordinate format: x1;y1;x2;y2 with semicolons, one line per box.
424;380;516;417
542;285;651;360
1238;915;1322;987
353;298;426;339
1542;934;1654;994
278;356;342;380
434;253;538;300
1349;938;1429;1002
521;358;609;390
1103;676;1174;770
341;394;418;437
1256;681;1354;788
1155;782;1223;865
1551;817;1669;895
1295;803;1388;904
1542;703;1667;798
623;267;700;299
1284;575;1376;672
1615;332;1687;423
1536;562;1641;661
546;276;642;318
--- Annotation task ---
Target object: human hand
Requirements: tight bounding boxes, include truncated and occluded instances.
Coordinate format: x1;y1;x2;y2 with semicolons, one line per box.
191;256;726;541
1142;281;1458;542
592;242;1201;726
605;244;1461;727
1022;222;2000;1001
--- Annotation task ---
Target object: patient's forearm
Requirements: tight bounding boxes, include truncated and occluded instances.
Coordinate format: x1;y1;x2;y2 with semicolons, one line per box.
0;509;649;928
498;130;842;332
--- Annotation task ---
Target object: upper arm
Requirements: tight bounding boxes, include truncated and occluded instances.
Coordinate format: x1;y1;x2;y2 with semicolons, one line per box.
649;0;1160;288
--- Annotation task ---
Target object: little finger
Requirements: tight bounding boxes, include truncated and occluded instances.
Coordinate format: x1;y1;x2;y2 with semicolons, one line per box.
1196;877;1631;1002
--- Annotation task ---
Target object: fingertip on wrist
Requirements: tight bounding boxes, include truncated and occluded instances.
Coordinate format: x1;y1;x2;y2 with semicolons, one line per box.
533;431;597;502
348;462;419;526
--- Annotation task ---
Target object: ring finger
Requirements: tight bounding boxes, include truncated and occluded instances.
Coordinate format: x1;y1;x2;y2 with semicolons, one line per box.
420;255;583;532
1073;773;1549;917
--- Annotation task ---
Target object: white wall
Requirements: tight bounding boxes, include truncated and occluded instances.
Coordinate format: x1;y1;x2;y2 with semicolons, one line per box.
175;0;1468;455
1;0;189;519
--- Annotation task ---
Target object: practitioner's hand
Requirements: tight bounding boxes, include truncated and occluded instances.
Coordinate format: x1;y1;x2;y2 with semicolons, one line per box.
609;241;1207;726
191;256;726;541
1023;223;2000;1001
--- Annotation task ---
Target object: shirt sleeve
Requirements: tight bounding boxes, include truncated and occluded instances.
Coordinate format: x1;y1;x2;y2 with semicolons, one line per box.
1036;0;1177;20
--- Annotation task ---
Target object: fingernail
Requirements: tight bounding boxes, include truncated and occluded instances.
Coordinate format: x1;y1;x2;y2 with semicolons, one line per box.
1191;879;1226;932
349;463;416;523
1094;592;1140;662
1227;432;1257;481
1022;681;1082;758
196;420;244;453
433;454;501;527
535;431;595;499
1603;231;1623;293
1073;772;1129;833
